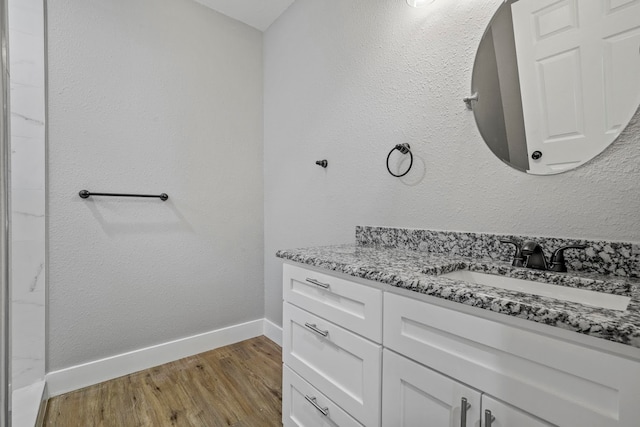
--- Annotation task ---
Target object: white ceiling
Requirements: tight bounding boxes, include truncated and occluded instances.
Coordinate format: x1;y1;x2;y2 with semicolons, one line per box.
193;0;296;31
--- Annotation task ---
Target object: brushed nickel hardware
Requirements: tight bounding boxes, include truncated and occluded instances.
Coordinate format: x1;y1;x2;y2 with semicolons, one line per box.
304;395;329;416
485;409;495;426
305;278;330;289
460;397;471;427
304;323;329;337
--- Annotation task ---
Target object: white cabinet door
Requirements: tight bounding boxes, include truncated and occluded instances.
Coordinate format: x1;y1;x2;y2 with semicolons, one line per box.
481;395;556;427
382;349;482;427
283;365;363;427
283;302;382;427
384;292;640;427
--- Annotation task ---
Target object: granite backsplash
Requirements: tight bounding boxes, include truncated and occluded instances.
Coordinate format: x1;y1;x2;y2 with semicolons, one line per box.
355;226;640;278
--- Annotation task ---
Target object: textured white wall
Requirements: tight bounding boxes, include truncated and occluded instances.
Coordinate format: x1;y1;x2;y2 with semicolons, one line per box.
47;0;263;370
263;0;640;325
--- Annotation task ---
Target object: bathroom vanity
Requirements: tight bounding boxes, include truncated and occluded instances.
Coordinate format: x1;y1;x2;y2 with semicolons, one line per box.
274;0;640;423
278;227;640;427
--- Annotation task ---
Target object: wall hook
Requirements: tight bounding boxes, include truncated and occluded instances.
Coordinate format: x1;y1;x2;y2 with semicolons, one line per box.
315;160;328;168
463;92;479;109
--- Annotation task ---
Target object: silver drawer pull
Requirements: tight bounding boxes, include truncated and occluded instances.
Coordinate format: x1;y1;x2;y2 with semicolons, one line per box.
485;410;495;427
304;395;329;416
304;322;329;337
460;397;471;427
305;278;330;289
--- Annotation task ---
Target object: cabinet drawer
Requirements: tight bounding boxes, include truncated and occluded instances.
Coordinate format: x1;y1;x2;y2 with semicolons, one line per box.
283;302;382;427
283;365;363;427
384;292;640;427
283;263;382;342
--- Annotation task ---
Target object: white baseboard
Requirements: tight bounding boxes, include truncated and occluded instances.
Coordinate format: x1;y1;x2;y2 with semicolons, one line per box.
263;318;283;347
46;319;265;397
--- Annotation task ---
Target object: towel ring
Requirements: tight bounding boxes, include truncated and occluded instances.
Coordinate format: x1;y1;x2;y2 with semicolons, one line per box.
386;144;413;177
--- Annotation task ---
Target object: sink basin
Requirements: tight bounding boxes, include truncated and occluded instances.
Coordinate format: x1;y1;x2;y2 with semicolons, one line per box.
441;270;631;311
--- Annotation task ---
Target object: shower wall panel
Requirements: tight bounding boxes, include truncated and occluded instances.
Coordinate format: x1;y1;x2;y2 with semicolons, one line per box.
9;0;46;390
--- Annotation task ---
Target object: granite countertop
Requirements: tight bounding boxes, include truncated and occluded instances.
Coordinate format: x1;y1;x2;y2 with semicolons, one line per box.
276;244;640;348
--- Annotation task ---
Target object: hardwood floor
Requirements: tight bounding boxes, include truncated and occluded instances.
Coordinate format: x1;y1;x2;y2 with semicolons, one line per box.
44;336;282;427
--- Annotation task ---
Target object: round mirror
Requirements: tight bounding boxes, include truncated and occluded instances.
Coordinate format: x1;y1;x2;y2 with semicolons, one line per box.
470;0;640;175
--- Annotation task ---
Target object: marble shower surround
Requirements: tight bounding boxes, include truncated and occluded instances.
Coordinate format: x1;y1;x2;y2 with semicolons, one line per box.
356;226;640;278
9;0;46;390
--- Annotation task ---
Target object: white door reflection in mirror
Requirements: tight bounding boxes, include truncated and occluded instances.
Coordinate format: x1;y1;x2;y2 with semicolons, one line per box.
512;0;640;174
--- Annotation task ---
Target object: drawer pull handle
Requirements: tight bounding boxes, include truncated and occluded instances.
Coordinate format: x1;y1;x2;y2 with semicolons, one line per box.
485;410;495;427
305;395;329;416
305;278;330;289
305;322;329;337
460;397;471;427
